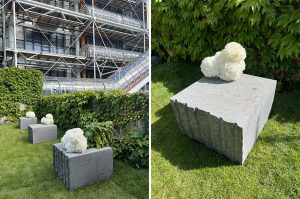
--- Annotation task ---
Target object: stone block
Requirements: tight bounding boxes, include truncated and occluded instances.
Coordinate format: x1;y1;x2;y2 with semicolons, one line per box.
19;117;37;129
28;124;57;144
53;143;113;191
170;74;276;164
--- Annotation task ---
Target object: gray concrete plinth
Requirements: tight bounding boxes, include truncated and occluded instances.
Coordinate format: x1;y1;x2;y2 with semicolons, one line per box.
28;124;57;144
19;117;37;129
170;74;276;164
53;143;113;191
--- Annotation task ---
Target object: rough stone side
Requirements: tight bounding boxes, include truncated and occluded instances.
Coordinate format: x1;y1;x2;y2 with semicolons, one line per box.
19;117;37;129
171;100;243;163
53;143;113;191
28;124;57;144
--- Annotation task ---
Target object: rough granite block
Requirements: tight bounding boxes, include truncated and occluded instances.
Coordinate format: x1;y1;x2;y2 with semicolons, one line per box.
53;143;113;191
28;124;57;144
19;117;37;129
170;74;276;164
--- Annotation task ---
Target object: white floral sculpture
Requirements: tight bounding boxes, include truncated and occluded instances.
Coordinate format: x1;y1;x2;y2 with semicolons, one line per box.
41;113;54;125
200;42;246;81
25;111;36;118
61;128;88;153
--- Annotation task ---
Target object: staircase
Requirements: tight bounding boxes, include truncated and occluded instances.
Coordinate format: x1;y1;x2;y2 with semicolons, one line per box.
108;51;149;92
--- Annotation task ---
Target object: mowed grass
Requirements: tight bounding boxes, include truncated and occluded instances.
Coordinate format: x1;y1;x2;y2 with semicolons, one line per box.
151;61;300;199
0;123;148;199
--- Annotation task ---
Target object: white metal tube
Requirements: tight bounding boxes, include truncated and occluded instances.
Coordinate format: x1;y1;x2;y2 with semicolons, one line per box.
12;0;17;67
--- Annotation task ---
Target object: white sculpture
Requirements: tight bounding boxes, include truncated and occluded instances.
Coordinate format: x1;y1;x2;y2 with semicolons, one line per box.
200;42;246;81
41;113;54;125
25;111;35;118
61;128;88;153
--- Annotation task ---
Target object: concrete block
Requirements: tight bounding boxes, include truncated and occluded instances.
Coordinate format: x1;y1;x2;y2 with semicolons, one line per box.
170;74;276;164
53;143;113;191
28;124;57;144
19;117;37;129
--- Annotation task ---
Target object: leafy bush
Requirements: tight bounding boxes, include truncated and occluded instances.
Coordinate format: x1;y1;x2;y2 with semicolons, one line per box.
0;68;43;120
112;131;149;168
152;0;300;84
84;121;114;148
35;90;148;132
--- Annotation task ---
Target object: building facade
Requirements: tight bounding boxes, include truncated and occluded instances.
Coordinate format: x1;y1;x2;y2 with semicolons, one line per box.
0;0;149;93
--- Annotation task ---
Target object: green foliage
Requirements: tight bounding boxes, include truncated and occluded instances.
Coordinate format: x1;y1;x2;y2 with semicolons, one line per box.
112;131;149;169
152;0;300;82
84;121;114;148
35;90;148;131
0;68;43;120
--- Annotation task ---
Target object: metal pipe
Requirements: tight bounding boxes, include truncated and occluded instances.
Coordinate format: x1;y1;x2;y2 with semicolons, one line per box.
12;0;17;67
2;0;6;66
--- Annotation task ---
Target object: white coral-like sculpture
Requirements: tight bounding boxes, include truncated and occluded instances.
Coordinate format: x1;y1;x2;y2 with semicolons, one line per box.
61;128;88;153
200;42;246;81
25;111;35;118
41;113;54;125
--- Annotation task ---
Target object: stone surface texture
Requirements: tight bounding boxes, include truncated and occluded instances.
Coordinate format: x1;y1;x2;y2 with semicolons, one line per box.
53;143;113;191
28;124;57;144
19;117;37;129
170;74;276;164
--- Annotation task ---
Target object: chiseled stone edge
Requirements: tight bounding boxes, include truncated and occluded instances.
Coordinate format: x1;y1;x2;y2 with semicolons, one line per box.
171;99;244;164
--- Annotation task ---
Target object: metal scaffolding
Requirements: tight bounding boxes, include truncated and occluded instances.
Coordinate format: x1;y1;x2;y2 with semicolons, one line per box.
0;0;149;92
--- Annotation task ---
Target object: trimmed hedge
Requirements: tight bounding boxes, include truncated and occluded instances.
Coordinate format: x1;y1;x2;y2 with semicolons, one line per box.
152;0;300;83
34;90;149;132
0;68;43;120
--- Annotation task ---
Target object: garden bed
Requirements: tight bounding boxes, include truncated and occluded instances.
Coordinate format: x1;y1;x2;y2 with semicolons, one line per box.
0;123;148;198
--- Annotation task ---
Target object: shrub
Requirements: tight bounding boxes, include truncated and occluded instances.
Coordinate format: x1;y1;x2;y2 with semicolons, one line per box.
152;0;300;84
84;121;114;148
112;131;149;168
0;68;43;120
35;90;148;132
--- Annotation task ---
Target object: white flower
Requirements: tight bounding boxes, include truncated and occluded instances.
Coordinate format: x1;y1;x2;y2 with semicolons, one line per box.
200;56;219;77
200;42;247;81
219;62;245;81
41;116;54;125
46;114;53;120
61;128;88;153
220;42;246;63
26;111;35;118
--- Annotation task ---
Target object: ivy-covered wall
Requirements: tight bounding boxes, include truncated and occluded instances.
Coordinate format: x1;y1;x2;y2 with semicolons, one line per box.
35;90;149;132
152;0;300;83
0;68;43;120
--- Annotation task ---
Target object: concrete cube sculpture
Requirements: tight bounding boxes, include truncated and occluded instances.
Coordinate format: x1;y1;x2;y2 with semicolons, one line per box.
19;117;37;129
28;124;57;144
170;74;276;164
53;143;113;191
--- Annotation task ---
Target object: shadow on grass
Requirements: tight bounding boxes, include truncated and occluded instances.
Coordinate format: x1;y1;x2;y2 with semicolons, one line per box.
152;103;237;170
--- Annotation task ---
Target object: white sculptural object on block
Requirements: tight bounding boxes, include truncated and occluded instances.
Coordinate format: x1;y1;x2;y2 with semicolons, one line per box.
61;128;88;153
25;111;36;118
41;113;54;125
200;42;246;81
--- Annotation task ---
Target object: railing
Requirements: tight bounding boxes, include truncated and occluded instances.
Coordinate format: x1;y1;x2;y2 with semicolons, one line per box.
82;5;143;29
42;51;149;94
109;51;149;90
81;44;141;60
43;77;115;95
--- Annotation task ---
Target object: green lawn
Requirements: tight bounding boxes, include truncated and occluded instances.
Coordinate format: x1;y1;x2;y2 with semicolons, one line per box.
151;61;300;199
0;123;148;199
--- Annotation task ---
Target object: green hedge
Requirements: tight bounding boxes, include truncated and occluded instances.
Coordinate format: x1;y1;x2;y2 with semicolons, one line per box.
34;90;148;132
0;68;43;120
152;0;300;82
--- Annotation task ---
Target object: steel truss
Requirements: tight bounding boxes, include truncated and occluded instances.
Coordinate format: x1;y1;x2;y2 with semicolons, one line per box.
0;0;148;85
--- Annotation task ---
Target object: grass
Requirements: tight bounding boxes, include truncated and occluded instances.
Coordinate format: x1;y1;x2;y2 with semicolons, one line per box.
0;123;148;199
151;61;300;199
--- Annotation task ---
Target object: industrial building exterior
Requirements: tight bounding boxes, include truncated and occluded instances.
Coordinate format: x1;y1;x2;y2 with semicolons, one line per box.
0;0;149;94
